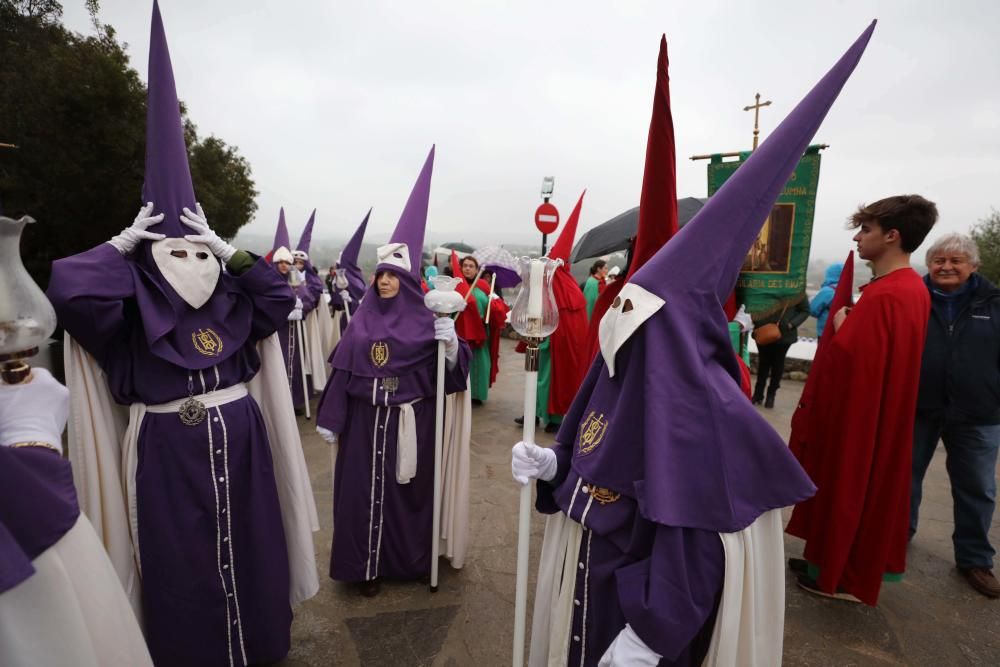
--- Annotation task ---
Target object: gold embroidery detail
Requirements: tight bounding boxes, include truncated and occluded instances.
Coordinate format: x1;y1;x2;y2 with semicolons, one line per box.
192;328;223;357
589;486;621;505
577;411;608;456
11;441;61;455
371;341;390;368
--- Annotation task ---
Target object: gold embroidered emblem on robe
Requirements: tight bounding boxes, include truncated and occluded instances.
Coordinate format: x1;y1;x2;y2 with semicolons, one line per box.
382;376;400;394
589;486;621;505
577;411;608;455
371;341;390;368
192;328;223;357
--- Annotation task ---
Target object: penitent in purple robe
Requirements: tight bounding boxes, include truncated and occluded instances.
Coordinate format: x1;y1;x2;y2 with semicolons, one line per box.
276;269;324;409
317;346;469;582
48;243;296;666
536;354;725;666
531;22;875;664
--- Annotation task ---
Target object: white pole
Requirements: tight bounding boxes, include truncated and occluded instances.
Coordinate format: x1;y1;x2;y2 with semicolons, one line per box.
430;335;446;592
485;273;498;325
296;319;311;419
512;349;539;667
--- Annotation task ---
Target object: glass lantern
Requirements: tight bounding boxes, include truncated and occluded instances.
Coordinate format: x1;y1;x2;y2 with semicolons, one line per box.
423;275;467;315
509;256;560;341
0;215;57;383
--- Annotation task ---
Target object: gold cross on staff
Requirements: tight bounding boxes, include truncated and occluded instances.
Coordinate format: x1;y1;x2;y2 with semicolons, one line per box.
743;92;772;150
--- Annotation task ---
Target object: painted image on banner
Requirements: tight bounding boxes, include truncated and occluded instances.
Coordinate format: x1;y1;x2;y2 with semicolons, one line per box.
742;203;796;273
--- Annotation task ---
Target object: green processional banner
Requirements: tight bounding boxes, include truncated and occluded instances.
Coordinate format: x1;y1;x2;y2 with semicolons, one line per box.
706;144;824;318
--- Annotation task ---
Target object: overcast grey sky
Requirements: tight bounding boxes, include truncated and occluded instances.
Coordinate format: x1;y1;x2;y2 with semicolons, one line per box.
62;0;1000;261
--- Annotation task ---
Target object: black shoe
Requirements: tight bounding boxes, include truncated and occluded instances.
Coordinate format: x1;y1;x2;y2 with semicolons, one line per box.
358;579;381;598
514;416;540;426
752;396;763;405
764;393;776;409
544;422;560;434
788;557;809;575
472;398;483;406
796;574;861;603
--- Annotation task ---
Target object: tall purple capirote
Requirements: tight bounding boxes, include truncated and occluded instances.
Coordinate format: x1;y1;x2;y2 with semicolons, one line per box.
384;146;435;275
341;209;370;267
632;21;877;303
562;21;876;534
272;208;291;254
142;0;195;238
296;209;317;254
331;149;437;377
340;209;371;298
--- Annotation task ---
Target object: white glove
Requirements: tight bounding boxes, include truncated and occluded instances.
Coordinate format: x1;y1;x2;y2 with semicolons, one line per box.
317;427;338;445
339;289;351;304
0;368;70;453
108;202;166;254
734;304;754;333
598;625;661;667
287;307;303;321
511;441;558;485
434;316;460;369
295;297;304;310
180;203;237;263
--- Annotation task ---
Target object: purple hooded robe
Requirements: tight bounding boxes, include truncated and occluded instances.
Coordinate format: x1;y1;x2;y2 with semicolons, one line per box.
46;4;302;665
316;147;472;582
531;22;874;665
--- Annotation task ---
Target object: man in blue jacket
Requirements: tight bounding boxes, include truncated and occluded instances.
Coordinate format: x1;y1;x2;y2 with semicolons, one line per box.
911;233;1000;598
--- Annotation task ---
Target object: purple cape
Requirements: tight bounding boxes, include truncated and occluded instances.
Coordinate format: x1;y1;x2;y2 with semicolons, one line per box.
0;447;79;594
330;267;436;378
558;21;876;533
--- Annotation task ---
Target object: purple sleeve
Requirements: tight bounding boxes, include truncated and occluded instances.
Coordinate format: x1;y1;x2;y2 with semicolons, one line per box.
443;340;472;394
534;441;573;514
233;257;296;340
615;525;724;660
316;369;351;434
47;243;135;362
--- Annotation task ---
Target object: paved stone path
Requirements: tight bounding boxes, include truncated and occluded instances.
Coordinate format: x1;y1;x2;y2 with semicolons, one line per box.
279;339;1000;666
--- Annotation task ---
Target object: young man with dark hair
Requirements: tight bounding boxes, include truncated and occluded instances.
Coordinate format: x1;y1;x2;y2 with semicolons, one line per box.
787;194;939;605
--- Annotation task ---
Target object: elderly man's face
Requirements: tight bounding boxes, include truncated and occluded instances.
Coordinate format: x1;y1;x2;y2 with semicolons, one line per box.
929;252;975;293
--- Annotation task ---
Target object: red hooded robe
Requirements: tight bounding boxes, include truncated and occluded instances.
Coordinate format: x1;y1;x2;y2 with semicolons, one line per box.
544;191;589;417
584;37;679;362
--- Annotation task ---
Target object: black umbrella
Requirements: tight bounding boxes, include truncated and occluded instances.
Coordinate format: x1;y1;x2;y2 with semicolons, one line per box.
570;197;706;263
440;241;476;253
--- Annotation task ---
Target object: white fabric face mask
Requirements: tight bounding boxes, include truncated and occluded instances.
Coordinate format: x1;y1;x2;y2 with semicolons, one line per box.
598;283;664;377
376;242;411;273
151;238;220;310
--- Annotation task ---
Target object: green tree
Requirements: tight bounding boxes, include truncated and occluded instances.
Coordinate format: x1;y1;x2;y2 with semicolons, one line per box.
970;209;1000;285
0;0;256;289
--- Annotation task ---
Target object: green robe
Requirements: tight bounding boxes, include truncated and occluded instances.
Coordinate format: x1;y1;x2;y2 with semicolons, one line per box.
584;276;601;320
536;338;562;427
469;287;491;402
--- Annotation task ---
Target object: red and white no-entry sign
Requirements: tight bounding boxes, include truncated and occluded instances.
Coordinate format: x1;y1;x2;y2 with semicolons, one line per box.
534;202;559;234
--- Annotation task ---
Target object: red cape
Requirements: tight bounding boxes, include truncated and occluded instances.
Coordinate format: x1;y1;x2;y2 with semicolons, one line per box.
785;268;929;605
487;297;510;387
547;265;589;415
